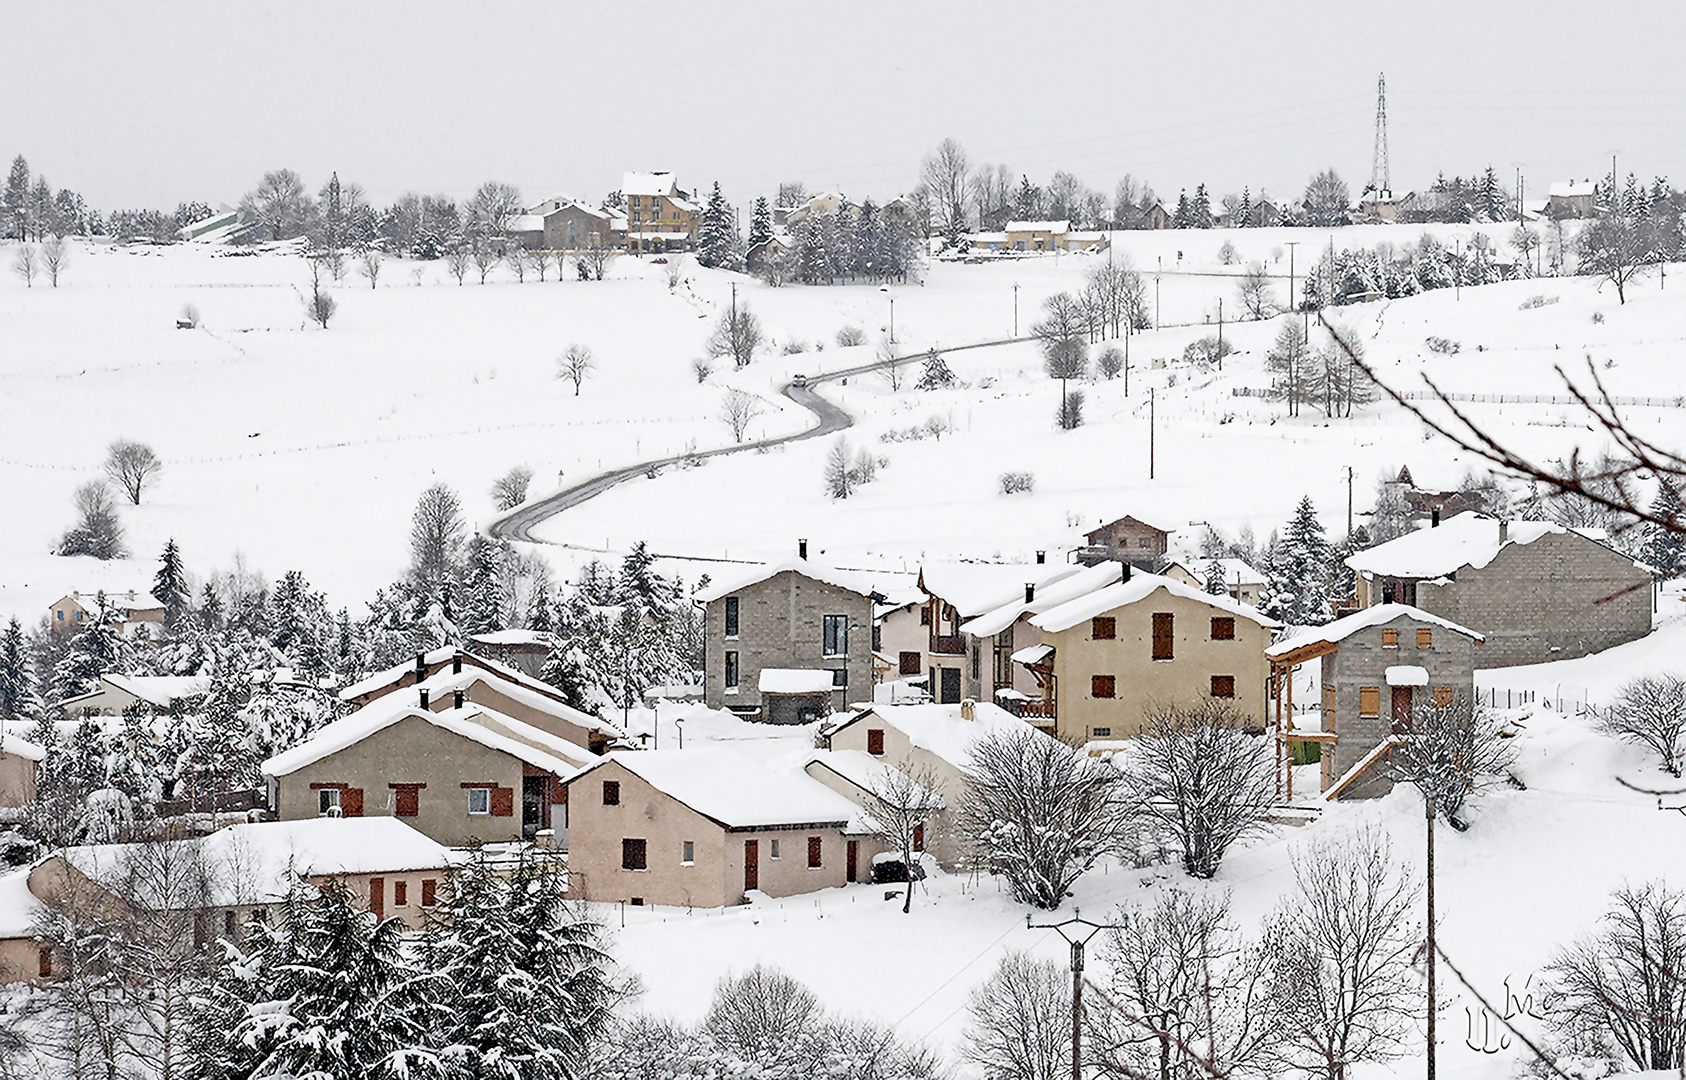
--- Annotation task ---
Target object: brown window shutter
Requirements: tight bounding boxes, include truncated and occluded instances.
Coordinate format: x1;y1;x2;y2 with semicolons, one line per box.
1210;617;1235;641
899;651;921;675
1417;628;1433;648
1091;675;1115;699
490;786;514;817
394;880;408;906
913;823;924;852
1091;616;1116;640
1211;675;1236;699
867;729;885;756
1359;687;1381;717
38;948;51;977
341;787;364;816
369;876;385;917
421;879;437;907
390;784;421;817
807;836;823;868
1152;613;1174;660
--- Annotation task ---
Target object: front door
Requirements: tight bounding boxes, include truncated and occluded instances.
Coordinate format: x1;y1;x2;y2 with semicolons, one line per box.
940;667;962;704
1392;686;1414;730
368;876;384;918
743;840;759;893
846;840;859;883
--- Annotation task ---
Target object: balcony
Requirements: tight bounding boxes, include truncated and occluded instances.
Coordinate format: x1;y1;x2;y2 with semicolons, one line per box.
1019;698;1057;722
930;634;967;656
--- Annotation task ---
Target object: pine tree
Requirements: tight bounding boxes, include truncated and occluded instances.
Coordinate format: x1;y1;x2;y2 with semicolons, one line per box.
1237;187;1253;228
154;538;190;626
1173;189;1191;228
461;535;506;636
182;662;256;800
1190;184;1215;229
1643;484;1686;580
915;350;956;390
697;181;739;270
2;156;29;241
747;195;773;253
528;577;555;633
51;595;130;702
537;646;596;712
796;215;829;284
1014;175;1040;221
1260;496;1335;626
0;618;31;721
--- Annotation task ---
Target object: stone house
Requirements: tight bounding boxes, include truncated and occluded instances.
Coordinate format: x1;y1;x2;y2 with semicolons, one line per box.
1266;604;1483;800
621;171;698;253
562;747;870;908
1346;516;1653;668
1548;180;1599;219
914;557;1076;707
1078;514;1174;569
1004;220;1070;252
49;590;165;638
467;629;554;678
1025;569;1280;744
262;697;596;848
696;555;880;722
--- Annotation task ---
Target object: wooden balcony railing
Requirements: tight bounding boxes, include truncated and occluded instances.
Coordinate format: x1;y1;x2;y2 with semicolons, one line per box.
930;634;967;656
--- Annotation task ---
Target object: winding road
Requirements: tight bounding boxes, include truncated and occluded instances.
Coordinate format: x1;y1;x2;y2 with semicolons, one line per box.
488;336;1032;547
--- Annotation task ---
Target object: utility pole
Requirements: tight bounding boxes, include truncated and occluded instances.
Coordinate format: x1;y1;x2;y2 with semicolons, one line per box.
1013;282;1020;337
730;281;737;319
1454;240;1461;301
1346;465;1354;539
1123;325;1129;396
1427;792;1438;1080
1285;241;1298;315
1216;298;1223;371
1149;388;1156;480
889;296;896;344
1027;911;1116;1080
1155;256;1162;329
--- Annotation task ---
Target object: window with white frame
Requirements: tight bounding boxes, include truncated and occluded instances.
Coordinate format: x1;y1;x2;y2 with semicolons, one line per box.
317;788;341;816
467;787;491;815
823;615;848;657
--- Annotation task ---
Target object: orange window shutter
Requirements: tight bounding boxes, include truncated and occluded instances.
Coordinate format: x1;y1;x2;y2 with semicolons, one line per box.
341;788;364;816
490;786;515;817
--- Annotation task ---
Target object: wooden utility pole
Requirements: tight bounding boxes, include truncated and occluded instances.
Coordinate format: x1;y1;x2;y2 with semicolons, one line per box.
1427;793;1438;1080
1217;298;1224;371
1346;465;1355;539
1027;912;1115;1080
1149;388;1156;480
1123;325;1129;397
1013;282;1020;337
1285;241;1298;315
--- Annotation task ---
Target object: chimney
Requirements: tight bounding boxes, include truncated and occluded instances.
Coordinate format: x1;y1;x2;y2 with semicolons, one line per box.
1499;519;1509;544
452;652;462;675
415;652;426;679
1025;583;1036;604
1122;563;1133;582
1431;508;1441;527
960;698;976;721
1035;550;1046;565
419;688;430;709
798;538;809;560
453;689;465;709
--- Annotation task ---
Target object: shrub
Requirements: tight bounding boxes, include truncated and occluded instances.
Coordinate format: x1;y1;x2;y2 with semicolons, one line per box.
999;472;1035;495
1182;335;1235;367
1519;294;1560;310
1425;335;1461;355
1097;345;1124;379
835;325;866;347
1056;389;1085;430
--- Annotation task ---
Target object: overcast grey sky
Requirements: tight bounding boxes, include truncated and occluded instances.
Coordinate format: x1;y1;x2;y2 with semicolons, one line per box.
6;1;1681;212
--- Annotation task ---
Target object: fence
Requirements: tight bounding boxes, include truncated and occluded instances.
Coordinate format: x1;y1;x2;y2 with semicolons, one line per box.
1477;687;1536;710
1398;391;1686;408
1478;685;1592;717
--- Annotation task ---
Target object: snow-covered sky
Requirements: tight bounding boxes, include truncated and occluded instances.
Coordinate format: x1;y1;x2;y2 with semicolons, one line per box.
8;0;1683;212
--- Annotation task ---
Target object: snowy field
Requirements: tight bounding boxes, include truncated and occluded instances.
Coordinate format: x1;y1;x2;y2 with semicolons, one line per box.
10;222;1685;622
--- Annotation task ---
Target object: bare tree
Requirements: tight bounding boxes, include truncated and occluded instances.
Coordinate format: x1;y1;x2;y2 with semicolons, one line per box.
920;137;972;244
57;481;127;559
959;728;1132;909
40;234;67;286
1036;292;1089;380
556;344;595;396
823;436;856;499
1544;881;1686;1072
702;965;826;1070
306;287;336;329
490;466;534;511
1237;261;1276;319
357;247;383;288
29;856;128;1079
1097;345;1123;380
577;245;615;281
409;483;466;597
110;838;215;1080
240;168;312;241
1302;169;1352;227
531;248;553;282
1577;211;1651;304
1091;889;1274;1080
708;304;765;369
465;180;524;240
864;758;945;913
836;325;866;347
963;952;1071;1080
691;356;712;384
719;388;763;443
472;241;499;284
1388;695;1518;825
1266;320;1315;417
1125;701;1277;879
506;247;530;283
1263;826;1421;1080
105;439;162;505
444;244;471;285
1599;674;1686;777
879;339;906;391
11;244;35;287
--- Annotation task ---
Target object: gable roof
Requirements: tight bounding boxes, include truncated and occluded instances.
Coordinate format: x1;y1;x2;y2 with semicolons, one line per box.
622;171;681;198
1344;516;1619;579
0;734;45;763
918;561;1081;618
337;647;575;706
1030;571;1280;634
961;561;1123;638
693;560;884;604
829;701;1042;775
1084;513;1177;541
261;701;595;779
408;666;623;738
569;747;859;830
804;750;943;815
1005;220;1071;233
1266;603;1483;659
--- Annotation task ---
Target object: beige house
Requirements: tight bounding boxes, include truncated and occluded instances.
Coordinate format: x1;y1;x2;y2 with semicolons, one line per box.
621;171;698;253
562;746;869;908
58;673;210;717
823;701;1049;870
915;558;1077;705
1004;220;1071;252
49;590;165;638
262;698;596;848
1;819;457;983
1162;558;1267;608
1025;569;1279;744
527;198;624;252
0;736;44;807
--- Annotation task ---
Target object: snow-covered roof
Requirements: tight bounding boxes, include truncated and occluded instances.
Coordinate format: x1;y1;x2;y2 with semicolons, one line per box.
918;561;1080;618
806;750;943;813
1005;220;1071;233
1266;603;1484;659
506;214;544;233
1030;571;1280;634
261;702;595;779
622;171;680;197
833;702;1042;775
405;665;621;738
107;674;210;706
57;589;163;611
337;646;573;705
1549;181;1598;199
1085;512;1179;539
0;734;46;763
1192;558;1266;587
961;562;1123;638
1386;666;1429;687
0;867;45;939
64;819;457;908
469;629;554;648
694;560;883;604
759;668;835;695
1345;517;1574;579
1010;643;1053;665
971;232;1009;243
575;747;859;830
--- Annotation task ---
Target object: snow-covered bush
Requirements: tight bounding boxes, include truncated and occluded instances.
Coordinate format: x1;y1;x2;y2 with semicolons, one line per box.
1056;389;1085;430
1425;335;1461;354
1097;345;1124;379
835;325;866;347
1182;334;1235;368
1598;674;1686;776
999;472;1035;495
1519;294;1560;310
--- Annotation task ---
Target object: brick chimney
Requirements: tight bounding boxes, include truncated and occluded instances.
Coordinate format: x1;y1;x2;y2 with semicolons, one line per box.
1499;519;1509;544
1432;508;1441;527
1025;583;1036;604
453;689;465;709
419;688;430;709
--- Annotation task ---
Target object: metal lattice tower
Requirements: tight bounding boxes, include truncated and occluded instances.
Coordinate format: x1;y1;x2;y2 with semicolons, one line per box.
1369;73;1390;195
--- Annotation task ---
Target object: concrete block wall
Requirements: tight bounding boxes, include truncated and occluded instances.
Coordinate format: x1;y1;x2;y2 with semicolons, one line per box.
703;571;873;718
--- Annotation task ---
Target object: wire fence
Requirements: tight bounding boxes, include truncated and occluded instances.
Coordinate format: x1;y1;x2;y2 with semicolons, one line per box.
1231;386;1686;408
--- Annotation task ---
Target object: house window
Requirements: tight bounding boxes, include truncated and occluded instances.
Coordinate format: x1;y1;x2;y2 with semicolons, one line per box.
1359;687;1381;717
467;788;491;815
899;651;921;675
622;838;647;871
1433;687;1454;707
832;668;848;688
920;607;931;626
807;836;823;868
421;879;437;907
770;839;781;860
1092;726;1112;738
38;948;51;978
1417;629;1433;648
1152;613;1174;661
682;840;695;865
55;611;62;621
394;880;408;907
1091;616;1116;640
1210;617;1235;641
823;615;849;657
1382;629;1399;648
724;651;739;690
1211;675;1236;699
317;788;341;816
867;728;885;756
913;824;924;852
1139;537;1153;548
724;597;740;637
603;780;620;806
1091;675;1116;698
